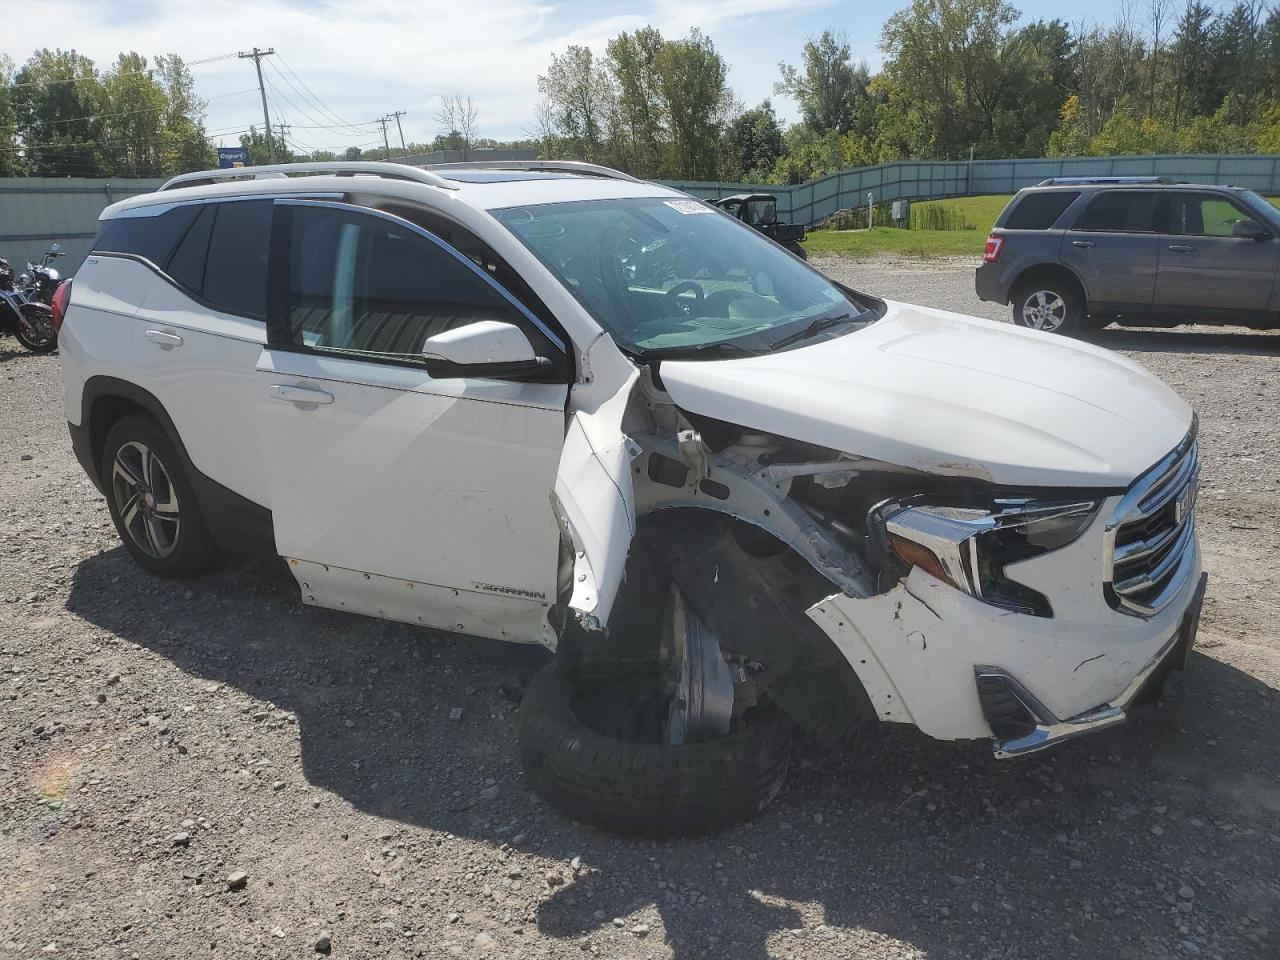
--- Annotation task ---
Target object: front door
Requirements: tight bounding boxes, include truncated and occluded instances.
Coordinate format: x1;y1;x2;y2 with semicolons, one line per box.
1155;191;1279;312
1058;189;1161;307
255;200;571;645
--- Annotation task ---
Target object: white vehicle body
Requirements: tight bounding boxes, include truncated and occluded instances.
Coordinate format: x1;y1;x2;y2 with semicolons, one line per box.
61;161;1205;759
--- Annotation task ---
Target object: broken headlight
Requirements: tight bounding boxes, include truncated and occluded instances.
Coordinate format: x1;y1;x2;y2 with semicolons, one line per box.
870;498;1102;617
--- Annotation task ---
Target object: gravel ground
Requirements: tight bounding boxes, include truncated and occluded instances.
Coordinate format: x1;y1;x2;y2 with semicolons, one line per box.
2;257;1278;960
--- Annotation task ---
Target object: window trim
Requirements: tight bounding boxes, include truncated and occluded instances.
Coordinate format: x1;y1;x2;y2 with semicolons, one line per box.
1071;189;1163;235
265;198;568;375
1163;190;1272;239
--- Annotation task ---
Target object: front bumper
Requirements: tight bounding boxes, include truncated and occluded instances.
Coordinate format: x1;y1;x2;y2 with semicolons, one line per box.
976;572;1206;757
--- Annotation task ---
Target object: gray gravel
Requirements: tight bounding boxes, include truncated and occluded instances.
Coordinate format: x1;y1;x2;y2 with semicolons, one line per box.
2;258;1278;959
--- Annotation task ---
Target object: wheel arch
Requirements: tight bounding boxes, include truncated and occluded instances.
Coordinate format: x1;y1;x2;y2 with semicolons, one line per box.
1010;262;1090;306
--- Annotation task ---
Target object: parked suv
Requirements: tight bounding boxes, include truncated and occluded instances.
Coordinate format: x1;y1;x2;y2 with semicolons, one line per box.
63;161;1205;835
976;176;1280;333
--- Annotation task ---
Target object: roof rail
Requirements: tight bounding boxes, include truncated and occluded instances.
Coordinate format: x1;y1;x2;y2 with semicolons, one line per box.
1035;175;1177;187
159;161;459;193
424;160;643;183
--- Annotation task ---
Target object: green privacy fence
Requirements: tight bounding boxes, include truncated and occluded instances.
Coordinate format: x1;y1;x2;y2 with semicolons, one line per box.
660;153;1280;226
4;154;1280;274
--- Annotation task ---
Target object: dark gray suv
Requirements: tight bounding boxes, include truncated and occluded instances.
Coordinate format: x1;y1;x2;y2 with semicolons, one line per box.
975;177;1280;334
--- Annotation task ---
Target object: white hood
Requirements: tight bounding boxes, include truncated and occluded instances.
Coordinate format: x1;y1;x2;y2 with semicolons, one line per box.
658;301;1193;488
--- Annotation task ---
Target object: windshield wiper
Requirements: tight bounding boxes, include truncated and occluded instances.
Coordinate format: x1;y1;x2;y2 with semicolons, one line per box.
768;312;857;350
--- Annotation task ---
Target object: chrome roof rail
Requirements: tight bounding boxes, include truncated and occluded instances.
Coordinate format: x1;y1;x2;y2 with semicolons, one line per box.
424;160;643;183
159;161;459;192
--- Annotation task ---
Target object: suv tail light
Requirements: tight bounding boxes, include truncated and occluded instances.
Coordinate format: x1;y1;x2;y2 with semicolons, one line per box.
51;278;73;331
982;234;1004;262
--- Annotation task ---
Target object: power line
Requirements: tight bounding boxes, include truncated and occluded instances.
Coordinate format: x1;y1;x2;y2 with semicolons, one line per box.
4;53;236;90
275;53;366;132
265;59;370;135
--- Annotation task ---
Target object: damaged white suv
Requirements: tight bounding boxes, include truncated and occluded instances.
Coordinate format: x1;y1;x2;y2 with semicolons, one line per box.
62;161;1205;835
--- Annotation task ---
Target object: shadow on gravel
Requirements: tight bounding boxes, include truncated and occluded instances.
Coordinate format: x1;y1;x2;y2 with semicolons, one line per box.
66;548;1280;960
1086;326;1280;356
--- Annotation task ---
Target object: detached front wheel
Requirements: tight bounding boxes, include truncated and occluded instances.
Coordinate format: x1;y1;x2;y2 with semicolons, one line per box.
518;586;793;836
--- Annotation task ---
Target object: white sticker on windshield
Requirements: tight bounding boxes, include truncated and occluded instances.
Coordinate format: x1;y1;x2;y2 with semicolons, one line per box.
664;199;715;215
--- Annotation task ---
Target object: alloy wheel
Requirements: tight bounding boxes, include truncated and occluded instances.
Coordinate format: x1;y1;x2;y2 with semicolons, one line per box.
111;440;181;559
1021;289;1068;331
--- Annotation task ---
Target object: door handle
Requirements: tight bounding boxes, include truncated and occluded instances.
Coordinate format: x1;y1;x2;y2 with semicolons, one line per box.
144;329;183;348
1071;240;1095;248
271;384;335;406
1167;244;1196;253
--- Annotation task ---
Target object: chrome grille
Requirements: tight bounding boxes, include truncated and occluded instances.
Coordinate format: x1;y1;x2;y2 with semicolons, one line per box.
1104;430;1199;617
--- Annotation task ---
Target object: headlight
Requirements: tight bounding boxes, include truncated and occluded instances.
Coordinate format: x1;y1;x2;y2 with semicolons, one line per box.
871;497;1102;616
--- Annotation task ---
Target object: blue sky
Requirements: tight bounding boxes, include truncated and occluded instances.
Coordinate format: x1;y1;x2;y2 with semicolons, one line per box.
9;0;1129;151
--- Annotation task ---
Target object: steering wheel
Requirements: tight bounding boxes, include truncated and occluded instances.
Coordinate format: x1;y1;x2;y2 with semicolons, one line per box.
664;281;705;316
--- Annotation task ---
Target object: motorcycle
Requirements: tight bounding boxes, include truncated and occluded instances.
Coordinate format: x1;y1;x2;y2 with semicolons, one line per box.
0;256;57;353
20;242;66;305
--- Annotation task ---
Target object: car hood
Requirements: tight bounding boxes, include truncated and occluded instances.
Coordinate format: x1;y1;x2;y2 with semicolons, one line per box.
658;301;1193;488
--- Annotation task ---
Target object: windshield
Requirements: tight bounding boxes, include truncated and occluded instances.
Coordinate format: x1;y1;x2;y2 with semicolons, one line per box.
495;196;867;357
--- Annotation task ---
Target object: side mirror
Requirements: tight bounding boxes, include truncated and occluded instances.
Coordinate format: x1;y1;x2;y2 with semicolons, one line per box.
421;320;549;378
1233;218;1270;241
50;243;61;254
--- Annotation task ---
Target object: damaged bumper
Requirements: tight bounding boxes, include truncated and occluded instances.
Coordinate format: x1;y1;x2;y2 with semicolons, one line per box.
806;504;1205;755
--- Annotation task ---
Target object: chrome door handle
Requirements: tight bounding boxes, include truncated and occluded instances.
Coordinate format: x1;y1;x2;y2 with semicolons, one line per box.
1071;240;1095;248
271;384;335;406
144;329;183;348
1167;244;1195;253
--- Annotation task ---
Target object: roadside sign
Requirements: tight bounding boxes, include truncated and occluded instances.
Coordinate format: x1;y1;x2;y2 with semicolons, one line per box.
217;147;250;169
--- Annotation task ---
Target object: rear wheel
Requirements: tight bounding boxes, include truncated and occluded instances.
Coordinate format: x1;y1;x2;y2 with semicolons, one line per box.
14;310;56;353
102;415;218;577
1012;275;1085;334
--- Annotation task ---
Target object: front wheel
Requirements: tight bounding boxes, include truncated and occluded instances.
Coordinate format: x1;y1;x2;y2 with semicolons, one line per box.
1011;277;1084;334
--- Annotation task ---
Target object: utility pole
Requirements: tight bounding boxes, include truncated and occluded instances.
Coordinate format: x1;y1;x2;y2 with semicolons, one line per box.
376;116;393;160
276;122;291;159
389;110;407;151
238;47;276;163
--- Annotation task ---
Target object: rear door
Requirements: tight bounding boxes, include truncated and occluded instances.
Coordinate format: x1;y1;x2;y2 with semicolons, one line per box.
1059;190;1161;307
1155;191;1279;312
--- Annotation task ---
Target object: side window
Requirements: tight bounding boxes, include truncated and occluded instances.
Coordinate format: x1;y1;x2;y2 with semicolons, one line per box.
1004;191;1080;229
1075;191;1158;233
93;205;202;266
1166;193;1252;237
165;204;215;295
202;200;272;319
278;204;528;361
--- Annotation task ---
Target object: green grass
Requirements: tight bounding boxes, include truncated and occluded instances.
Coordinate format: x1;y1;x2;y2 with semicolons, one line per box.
805;193;1280;259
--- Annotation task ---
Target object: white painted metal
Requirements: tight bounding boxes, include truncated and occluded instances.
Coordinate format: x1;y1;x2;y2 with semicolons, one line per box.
422;320;536;365
659;299;1193;488
255;348;568;640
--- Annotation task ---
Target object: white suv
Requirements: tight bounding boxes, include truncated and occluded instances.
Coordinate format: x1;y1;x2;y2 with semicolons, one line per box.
62;161;1206;835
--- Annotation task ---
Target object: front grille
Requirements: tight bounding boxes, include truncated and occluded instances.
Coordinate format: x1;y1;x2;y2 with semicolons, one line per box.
1104;430;1199;617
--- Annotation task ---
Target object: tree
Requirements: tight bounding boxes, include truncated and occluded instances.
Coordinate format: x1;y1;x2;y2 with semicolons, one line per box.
154;54;213;174
775;31;868;134
537;45;613;162
653;30;737;180
12;49;105;177
0;55;19;176
724;100;784;179
97;52;166;177
433;94;479;157
607;27;667;176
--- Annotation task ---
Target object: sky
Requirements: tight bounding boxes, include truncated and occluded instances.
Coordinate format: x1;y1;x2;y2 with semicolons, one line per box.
8;0;1128;153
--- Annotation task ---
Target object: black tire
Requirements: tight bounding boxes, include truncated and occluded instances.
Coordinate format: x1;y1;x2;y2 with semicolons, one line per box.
1011;274;1085;334
101;414;218;577
14;310;56;353
518;660;793;837
785;240;808;260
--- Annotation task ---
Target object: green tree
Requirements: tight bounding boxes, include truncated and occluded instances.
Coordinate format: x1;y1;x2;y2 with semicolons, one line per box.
0;55;20;176
607;27;667;177
774;31;868;134
97;52;166;176
723;100;784;180
537;45;613;162
653;30;736;179
12;49;104;177
155;54;213;174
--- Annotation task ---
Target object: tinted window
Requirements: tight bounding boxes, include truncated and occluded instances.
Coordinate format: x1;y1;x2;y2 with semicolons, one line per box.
1004;191;1080;229
1166;192;1254;237
1076;191;1158;233
280;205;525;360
203;201;272;319
93;205;201;265
165;204;215;294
